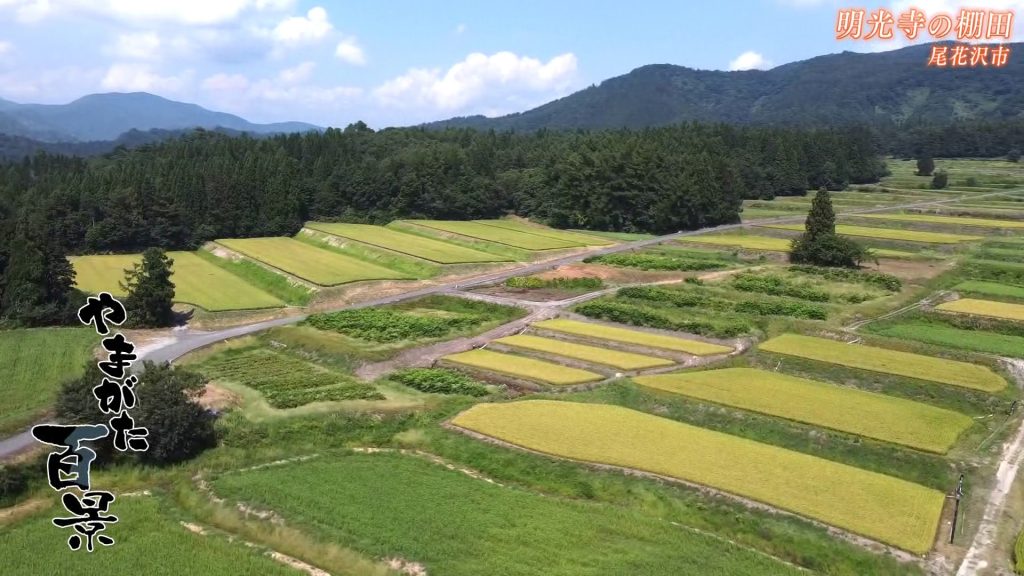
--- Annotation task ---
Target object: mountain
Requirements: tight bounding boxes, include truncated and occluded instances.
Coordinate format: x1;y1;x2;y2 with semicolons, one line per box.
426;42;1024;131
0;92;320;141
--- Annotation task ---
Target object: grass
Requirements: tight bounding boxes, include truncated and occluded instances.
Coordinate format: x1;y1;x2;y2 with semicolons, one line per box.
681;234;794;252
196;347;382;408
937;298;1024;322
442;349;604;385
759;334;1007;392
71;251;285;311
408;220;582;250
451;400;944;554
858;213;1024;229
494;334;675;370
534;318;732;356
761;223;983;244
633;368;972;453
211;451;802;576
0;327;95;434
216;237;409;286
586;251;732;271
1016;529;1024;574
572;229;654;241
865;320;1024;359
954;281;1024;301
304;222;507;264
0;496;297;576
193;249;312;306
474;219;614;246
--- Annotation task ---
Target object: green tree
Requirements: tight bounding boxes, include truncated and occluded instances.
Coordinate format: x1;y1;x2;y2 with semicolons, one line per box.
0;222;76;326
915;155;935;176
931;170;948;190
1008;149;1021;163
122;248;175;328
789;188;868;268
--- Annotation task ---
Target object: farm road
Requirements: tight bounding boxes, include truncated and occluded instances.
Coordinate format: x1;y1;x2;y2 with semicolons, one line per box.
0;187;1016;459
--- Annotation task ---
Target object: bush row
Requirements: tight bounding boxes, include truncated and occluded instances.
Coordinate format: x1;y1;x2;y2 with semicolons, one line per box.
390;368;491;396
729;273;831;302
574;300;752;339
304;308;481;343
788;265;902;292
585;252;727;271
618;285;829;320
505;276;604;290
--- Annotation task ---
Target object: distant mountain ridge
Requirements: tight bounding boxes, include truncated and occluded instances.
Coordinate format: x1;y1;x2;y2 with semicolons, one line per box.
0;92;320;141
425;42;1024;131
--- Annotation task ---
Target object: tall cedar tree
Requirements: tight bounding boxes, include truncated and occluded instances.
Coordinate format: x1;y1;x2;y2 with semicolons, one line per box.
789;188;868;268
0;222;76;326
916;155;935;176
55;361;216;466
122;248;175;328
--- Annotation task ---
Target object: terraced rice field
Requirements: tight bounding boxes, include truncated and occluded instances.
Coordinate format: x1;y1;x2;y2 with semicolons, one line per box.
216;237;409;286
534;319;732;356
474;220;614;246
759;334;1006;392
71;251;285;311
305;222;508;264
494;334;674;370
858;213;1024;229
937;298;1024;322
451;400;944;553
761;223;983;244
633;368;972;453
679;234;919;258
442;349;603;386
954;281;1024;300
408;220;582;250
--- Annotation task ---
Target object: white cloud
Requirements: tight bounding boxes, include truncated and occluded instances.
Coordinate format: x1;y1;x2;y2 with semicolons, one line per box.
374;51;578;111
114;32;161;60
202;72;249;92
101;62;190;92
271;6;332;46
1;0;295;25
0;41;12;55
728;51;772;71
335;36;365;65
278;60;314;83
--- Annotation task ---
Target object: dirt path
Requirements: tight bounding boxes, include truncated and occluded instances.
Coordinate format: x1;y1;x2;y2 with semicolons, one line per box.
354;308;558;380
956;359;1024;576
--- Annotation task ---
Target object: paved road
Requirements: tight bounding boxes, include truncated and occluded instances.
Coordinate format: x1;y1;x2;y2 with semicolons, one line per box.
1;188;1016;459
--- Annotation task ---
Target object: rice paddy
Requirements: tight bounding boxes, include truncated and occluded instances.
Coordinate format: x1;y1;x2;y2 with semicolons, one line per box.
407;220;583;250
760;224;983;244
679;234;920;258
473;220;614;246
759;334;1007;392
533;319;732;356
936;298;1024;322
304;222;508;264
494;334;675;370
451;400;944;553
216;237;410;286
70;251;285;311
857;213;1024;229
442;348;604;385
633;368;972;453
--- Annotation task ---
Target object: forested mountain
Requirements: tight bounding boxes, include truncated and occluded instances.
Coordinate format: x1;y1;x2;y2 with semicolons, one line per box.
0;123;884;255
0;92;320;142
426;42;1024;131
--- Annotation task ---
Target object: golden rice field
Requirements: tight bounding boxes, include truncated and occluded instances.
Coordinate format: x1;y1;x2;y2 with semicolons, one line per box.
759;334;1006;392
451;400;944;553
408;220;582;250
761;223;983;244
533;319;732;356
304;222;508;264
633;368;972;453
858;213;1024;229
216;237;409;286
937;298;1024;322
443;348;604;385
70;251;285;311
474;220;614;246
678;234;919;259
494;334;675;370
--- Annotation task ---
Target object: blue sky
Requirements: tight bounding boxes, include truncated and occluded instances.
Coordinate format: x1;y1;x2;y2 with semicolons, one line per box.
0;0;1017;127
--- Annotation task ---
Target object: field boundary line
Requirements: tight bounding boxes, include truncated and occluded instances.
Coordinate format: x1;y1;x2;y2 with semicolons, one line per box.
442;421;925;566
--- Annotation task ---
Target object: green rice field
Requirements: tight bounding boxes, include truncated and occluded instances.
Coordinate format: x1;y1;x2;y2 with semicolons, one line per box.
759;334;1006;392
679;234;920;258
304;222;508;264
955;281;1024;300
71;251;285;311
442;348;604;385
857;213;1024;229
408;220;583;250
760;224;983;244
533;319;732;356
216;237;410;286
452;400;944;553
633;368;972;453
494;334;675;370
866;321;1024;359
473;220;614;246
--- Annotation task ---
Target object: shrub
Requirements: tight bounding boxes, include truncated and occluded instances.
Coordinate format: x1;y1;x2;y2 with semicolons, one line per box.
931;170;948;190
304;308;480;342
729;273;830;302
390;368;490;396
505;276;603;290
789;265;902;292
574;300;752;339
586;252;727;271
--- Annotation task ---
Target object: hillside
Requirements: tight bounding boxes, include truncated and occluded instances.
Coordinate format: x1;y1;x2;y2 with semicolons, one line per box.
426;42;1024;131
0;92;320;141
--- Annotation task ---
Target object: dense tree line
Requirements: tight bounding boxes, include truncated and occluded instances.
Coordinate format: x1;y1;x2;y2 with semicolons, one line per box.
887;119;1024;159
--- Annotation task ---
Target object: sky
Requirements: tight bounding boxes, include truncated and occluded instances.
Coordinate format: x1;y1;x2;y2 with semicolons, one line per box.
0;0;1019;128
